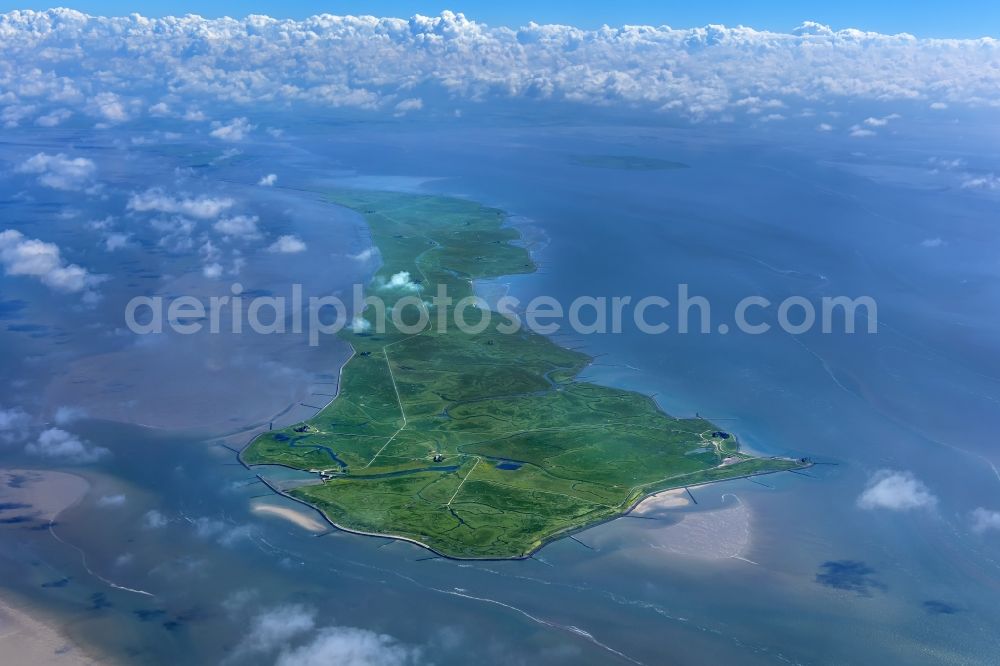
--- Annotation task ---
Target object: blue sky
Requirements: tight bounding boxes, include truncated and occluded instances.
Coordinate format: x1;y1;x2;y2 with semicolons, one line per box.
2;1;998;38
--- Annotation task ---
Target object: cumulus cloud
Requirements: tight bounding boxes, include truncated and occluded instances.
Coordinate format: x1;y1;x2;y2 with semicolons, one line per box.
54;405;87;425
96;494;126;507
267;235;306;253
0;229;104;294
971;508;1000;534
25;427;109;464
236;604;316;656
863;113;899;127
0;10;998;123
230;605;422;666
143;509;168;528
151;216;197;252
258;173;277;186
351;316;372;333
214;214;260;238
849;125;876;138
920;237;944;248
210;117;254;141
190;516;254;546
86;91;129;123
103;232;131;251
276;626;423;666
393;97;423;116
0;405;31;443
350;248;377;262
2;104;35;128
960;174;1000;191
857;470;937;511
128;188;234;219
816;123;833;132
35;108;72;126
203;262;224;279
379;271;419;292
16;152;96;191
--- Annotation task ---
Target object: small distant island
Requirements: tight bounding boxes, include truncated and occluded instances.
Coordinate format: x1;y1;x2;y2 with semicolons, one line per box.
242;189;805;559
569;154;690;170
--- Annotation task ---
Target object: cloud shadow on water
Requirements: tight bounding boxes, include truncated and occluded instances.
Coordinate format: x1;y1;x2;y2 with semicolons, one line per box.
815;560;887;596
923;600;961;615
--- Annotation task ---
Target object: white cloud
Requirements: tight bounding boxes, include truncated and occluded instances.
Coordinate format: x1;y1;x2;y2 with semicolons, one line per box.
237;605;316;656
210;117;255;141
190;516;253;546
276;626;422;666
1;11;999;123
268;235;307;253
816;123;833;132
258;173;277;186
928;156;964;170
151;216;197;252
54;405;87;425
16;152;96;191
128;188;234;219
920;237;944;248
849;125;876;138
96;494;126;507
0;405;31;443
2;104;35;128
960;174;1000;191
971;508;1000;534
183;108;206;121
393;97;423;116
857;470;937;511
0;229;104;294
25;427;109;464
88;216;114;231
351;316;372;333
86;91;129;122
143;509;168;528
229;604;422;666
200;239;220;261
379;271;419;292
104;232;131;251
350;248;377;262
203;262;224;279
930;101;948;110
35;108;72;126
148;101;170;116
214;214;260;238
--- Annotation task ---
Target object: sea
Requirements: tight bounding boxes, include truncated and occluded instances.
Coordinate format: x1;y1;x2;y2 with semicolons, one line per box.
0;108;998;664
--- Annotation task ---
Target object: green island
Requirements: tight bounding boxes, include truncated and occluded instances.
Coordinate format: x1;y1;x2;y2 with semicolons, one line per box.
242;189;805;559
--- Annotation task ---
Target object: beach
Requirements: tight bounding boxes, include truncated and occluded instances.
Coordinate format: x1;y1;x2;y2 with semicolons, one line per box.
0;469;105;665
250;500;327;533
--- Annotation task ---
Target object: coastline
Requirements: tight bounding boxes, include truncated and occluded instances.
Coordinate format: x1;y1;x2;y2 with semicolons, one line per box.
248;457;810;562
